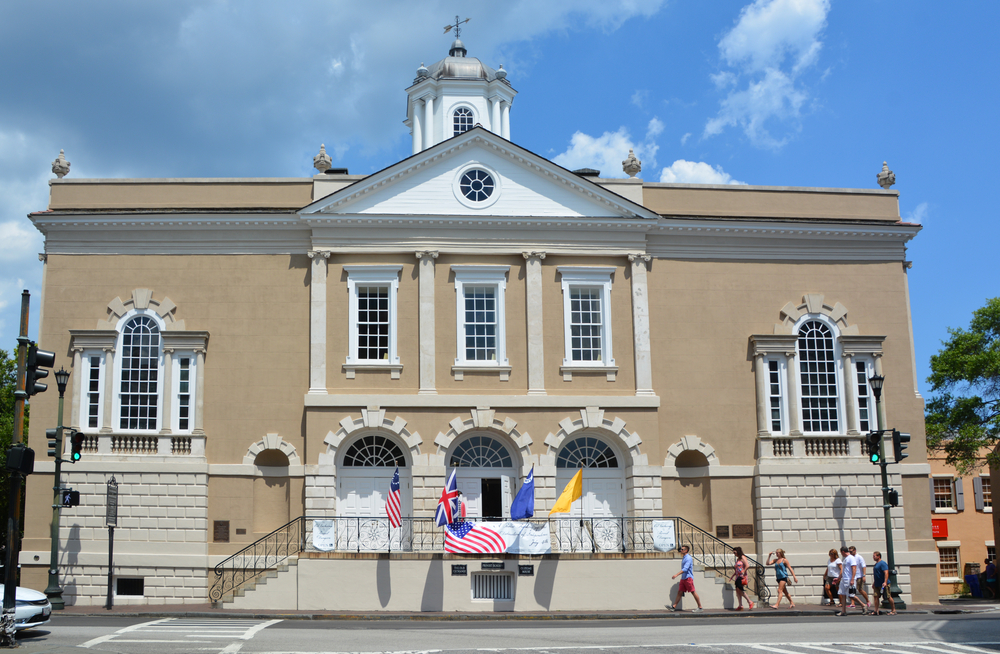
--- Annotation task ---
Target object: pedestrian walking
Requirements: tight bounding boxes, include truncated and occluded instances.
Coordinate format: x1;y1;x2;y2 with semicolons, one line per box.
729;546;755;610
849;546;870;612
871;550;896;615
823;548;841;606
766;549;798;608
836;545;855;616
668;545;703;612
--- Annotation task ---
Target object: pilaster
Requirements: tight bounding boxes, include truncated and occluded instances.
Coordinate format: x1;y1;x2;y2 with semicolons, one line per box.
627;254;653;396
416;250;438;394
308;250;331;395
522;251;546;395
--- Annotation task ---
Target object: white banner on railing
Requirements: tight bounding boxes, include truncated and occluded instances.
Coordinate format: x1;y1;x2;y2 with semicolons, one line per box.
652;519;676;552
312;519;336;551
495;521;552;554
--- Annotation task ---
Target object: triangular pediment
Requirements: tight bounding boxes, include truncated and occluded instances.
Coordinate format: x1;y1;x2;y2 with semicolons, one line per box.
301;128;658;220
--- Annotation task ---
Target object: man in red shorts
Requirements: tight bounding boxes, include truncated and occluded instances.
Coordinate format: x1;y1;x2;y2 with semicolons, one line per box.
669;545;704;612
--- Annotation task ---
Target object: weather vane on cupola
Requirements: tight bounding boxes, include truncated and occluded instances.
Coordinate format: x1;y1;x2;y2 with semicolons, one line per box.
444;16;470;38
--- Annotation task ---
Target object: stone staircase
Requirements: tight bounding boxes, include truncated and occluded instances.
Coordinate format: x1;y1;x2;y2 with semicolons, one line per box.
216;558;298;607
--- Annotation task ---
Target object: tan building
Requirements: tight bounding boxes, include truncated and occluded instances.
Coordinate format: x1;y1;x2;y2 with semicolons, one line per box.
20;40;938;610
929;451;995;596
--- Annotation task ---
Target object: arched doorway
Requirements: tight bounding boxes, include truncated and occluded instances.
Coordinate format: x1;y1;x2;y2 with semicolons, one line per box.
448;434;518;520
555;435;625;517
336;433;411;551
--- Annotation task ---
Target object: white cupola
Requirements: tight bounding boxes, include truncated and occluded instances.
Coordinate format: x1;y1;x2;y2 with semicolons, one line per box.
404;38;516;154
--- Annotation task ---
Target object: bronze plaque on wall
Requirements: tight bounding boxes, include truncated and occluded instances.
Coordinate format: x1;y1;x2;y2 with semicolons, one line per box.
716;525;730;539
732;524;754;539
213;520;230;543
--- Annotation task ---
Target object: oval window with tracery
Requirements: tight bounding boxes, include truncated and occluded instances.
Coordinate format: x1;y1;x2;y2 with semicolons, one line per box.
557;436;619;468
450;435;513;468
342;435;406;467
459;169;495;202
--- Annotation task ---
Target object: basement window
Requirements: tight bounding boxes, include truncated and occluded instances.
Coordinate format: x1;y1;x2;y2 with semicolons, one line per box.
116;578;144;596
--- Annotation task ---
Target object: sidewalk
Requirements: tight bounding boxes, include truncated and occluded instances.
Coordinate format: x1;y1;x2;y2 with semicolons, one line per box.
41;600;998;621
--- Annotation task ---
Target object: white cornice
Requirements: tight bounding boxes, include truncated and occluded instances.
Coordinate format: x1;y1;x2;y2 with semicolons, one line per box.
649;217;920;261
303;394;660;408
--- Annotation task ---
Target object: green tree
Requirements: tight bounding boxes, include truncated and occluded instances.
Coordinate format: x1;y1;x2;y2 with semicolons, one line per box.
926;297;1000;472
1;348;21;542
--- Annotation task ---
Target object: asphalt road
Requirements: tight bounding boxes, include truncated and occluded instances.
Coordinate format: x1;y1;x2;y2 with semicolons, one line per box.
13;612;1000;654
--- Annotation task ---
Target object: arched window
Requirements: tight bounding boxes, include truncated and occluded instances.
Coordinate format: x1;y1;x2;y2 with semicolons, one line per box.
119;316;160;430
342;435;406;467
557;436;619;468
450;435;512;468
453;107;474;136
797;320;840;433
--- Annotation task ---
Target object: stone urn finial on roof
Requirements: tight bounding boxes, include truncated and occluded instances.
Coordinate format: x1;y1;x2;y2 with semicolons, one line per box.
877;161;895;189
52;149;70;178
622;148;641;178
313;144;332;174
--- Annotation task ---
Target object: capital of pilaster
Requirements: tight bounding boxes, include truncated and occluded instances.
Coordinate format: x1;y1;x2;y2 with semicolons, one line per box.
522;251;546;260
38;253;47;263
307;250;331;260
627;253;652;265
415;250;439;260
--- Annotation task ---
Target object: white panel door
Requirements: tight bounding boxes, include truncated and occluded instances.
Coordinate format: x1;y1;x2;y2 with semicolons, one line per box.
337;473;410;551
457;477;482;519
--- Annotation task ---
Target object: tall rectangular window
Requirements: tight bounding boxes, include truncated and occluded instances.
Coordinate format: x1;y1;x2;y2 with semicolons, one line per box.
87;355;102;429
558;267;615;370
344;266;402;370
464;286;497;361
768;359;784;433
177;357;191;431
119;315;160;431
798;320;840;433
452;266;509;368
855;361;873;433
983;476;992;509
357;286;390;360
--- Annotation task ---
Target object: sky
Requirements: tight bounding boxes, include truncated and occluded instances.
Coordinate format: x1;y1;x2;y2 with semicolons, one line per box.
1;0;997;402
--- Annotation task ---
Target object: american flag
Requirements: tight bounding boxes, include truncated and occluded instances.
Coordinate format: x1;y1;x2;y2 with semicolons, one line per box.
445;521;507;554
385;466;401;528
436;470;460;526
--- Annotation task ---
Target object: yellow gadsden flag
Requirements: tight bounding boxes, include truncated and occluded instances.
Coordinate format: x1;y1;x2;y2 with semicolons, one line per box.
549;469;583;515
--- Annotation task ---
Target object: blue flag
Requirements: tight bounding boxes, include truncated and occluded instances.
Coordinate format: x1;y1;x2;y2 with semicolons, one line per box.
510;466;535;520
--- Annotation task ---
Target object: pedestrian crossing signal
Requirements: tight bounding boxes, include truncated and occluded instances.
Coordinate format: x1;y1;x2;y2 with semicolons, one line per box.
61;489;80;507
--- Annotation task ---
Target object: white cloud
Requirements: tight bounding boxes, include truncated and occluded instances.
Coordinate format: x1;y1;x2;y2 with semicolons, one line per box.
553;118;663;178
680;132;691;146
905;201;928;225
659;160;746;185
631;89;650;108
705;0;829;149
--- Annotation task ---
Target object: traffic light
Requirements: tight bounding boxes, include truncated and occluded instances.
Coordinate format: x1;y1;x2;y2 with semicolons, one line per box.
5;444;35;475
892;430;910;463
865;431;882;464
61;489;80;507
887;489;900;507
47;428;61;458
24;342;56;396
70;431;85;462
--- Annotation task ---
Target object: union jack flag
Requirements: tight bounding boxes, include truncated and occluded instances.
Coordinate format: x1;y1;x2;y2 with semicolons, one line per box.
445;521;507;554
435;470;460;527
385;466;401;528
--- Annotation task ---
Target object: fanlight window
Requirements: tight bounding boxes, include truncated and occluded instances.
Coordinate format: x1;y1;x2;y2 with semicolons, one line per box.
342;435;406;467
557;436;619;468
453;107;474;135
450;435;513;468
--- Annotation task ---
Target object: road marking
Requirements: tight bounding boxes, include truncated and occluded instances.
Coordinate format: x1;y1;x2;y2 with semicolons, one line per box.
79;616;281;650
79;617;174;648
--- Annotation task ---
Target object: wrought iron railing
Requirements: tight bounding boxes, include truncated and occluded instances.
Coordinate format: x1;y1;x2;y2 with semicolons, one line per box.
210;515;769;603
209;517;305;602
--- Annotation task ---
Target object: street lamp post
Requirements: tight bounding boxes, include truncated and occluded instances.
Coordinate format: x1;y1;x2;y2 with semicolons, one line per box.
43;367;70;610
868;374;906;609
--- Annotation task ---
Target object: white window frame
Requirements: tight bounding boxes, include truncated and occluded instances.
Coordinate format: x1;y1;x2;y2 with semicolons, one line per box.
974;474;992;513
558;267;615;369
937;544;961;583
80;350;106;433
171;352;197;434
113;310;165;434
452;105;476;136
852;357;876;434
932;475;961;513
344;265;402;370
794;314;845;435
452;265;510;371
766;357;788;436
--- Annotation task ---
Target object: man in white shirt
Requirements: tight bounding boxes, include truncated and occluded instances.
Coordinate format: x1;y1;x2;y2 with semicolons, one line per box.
837;546;855;616
850;546;870;613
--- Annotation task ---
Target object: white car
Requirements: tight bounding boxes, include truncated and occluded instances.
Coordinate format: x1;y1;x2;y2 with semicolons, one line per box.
0;586;52;630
